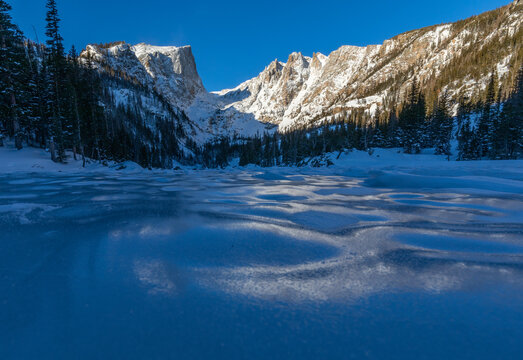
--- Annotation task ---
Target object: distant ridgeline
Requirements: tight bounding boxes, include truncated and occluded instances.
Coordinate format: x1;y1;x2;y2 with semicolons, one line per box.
0;0;521;169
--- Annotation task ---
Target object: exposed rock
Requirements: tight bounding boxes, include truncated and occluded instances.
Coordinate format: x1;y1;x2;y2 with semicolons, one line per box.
81;43;205;110
83;2;522;137
218;1;522;130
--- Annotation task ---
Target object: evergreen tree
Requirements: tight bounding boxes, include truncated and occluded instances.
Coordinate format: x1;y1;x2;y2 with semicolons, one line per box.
45;0;68;162
66;45;84;161
456;99;477;160
0;0;29;149
477;71;497;158
497;66;523;159
24;43;49;148
432;92;453;158
398;79;425;153
455;96;471;139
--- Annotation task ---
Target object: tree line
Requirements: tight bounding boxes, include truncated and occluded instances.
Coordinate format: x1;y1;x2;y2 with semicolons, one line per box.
200;72;522;168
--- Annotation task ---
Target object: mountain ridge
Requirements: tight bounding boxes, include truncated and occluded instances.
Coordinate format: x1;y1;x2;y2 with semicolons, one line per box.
82;1;522;139
81;42;206;110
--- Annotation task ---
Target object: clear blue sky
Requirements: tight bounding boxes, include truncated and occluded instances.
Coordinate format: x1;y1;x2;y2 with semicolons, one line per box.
11;0;510;91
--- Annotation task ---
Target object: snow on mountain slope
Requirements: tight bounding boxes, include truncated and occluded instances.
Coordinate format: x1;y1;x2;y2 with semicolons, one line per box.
217;1;522;130
83;1;522;138
81;43;205;110
82;42;275;140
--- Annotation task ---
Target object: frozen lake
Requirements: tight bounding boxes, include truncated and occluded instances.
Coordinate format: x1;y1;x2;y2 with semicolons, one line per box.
1;166;523;359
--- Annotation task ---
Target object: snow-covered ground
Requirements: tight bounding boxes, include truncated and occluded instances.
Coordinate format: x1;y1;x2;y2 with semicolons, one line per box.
1;144;523;359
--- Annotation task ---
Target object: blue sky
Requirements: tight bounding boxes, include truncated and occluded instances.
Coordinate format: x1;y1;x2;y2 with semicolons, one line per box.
11;0;510;91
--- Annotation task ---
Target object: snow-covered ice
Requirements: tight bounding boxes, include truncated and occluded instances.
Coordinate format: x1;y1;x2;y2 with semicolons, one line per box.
1;146;523;359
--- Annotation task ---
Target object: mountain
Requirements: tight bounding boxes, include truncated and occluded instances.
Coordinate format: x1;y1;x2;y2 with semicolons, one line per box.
217;0;522;130
81;43;273;141
82;1;522;138
82;43;205;109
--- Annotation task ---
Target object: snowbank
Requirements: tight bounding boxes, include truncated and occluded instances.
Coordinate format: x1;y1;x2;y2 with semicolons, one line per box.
2;142;523;187
0;143;146;174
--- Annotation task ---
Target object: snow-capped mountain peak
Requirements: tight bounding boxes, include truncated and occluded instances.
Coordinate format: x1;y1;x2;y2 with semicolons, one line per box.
215;1;521;130
83;1;521;138
81;42;205;109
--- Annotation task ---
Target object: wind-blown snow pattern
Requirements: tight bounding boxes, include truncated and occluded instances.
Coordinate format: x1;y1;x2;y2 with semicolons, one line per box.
1;144;523;359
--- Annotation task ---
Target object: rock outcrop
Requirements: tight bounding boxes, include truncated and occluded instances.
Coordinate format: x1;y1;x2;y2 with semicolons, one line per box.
83;1;522;137
81;43;205;110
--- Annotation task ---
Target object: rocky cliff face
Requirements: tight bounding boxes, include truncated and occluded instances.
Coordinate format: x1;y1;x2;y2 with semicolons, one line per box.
83;1;522;137
217;1;522;130
81;42;274;140
81;43;205;110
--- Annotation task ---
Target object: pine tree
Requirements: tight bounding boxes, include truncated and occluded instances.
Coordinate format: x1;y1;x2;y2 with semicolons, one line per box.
45;0;68;162
498;66;523;159
457;119;473;160
477;71;497;159
432;91;453;158
398;79;425;153
66;45;83;161
455;96;471;139
456;99;476;160
0;0;29;149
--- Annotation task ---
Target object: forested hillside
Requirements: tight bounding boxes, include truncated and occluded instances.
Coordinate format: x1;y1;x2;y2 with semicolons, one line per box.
0;0;521;169
229;70;523;168
0;0;198;169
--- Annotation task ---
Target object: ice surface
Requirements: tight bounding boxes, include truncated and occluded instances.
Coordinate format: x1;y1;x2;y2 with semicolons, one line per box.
1;153;523;359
